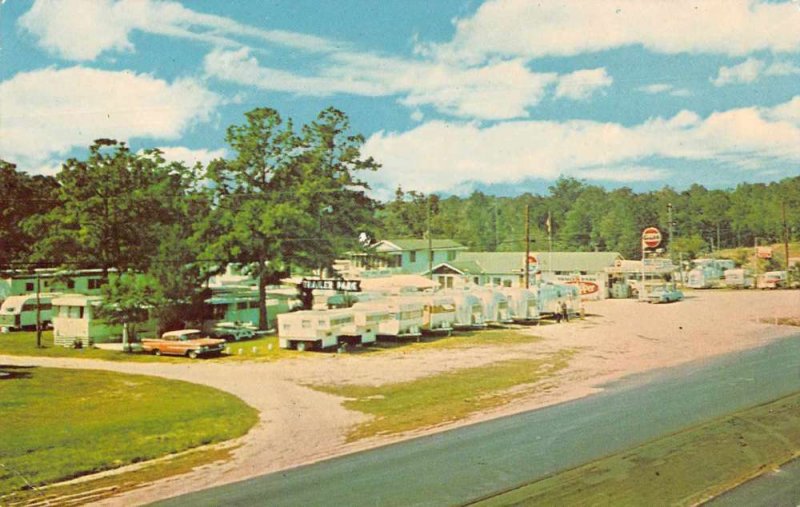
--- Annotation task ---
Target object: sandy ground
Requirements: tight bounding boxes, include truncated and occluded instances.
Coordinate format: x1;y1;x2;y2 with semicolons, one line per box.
3;290;800;505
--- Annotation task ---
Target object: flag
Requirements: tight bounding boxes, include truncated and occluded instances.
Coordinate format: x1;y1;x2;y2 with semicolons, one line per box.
545;212;552;235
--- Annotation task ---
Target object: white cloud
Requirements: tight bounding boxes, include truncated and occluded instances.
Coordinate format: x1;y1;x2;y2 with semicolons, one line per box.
555;68;612;101
712;57;800;86
149;146;228;168
19;0;339;61
0;66;221;170
362;96;800;194
712;58;765;86
432;0;800;63
205;47;561;120
638;83;692;97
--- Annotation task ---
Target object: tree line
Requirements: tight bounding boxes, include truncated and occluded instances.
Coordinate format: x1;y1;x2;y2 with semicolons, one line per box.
378;176;800;261
1;104;798;331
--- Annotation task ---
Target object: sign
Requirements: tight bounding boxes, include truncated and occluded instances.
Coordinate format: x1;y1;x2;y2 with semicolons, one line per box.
301;278;361;292
756;246;772;259
641;227;662;249
565;280;600;296
527;254;538;273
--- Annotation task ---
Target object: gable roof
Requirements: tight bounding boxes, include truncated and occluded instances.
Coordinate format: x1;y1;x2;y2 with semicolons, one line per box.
375;239;467;252
451;251;623;274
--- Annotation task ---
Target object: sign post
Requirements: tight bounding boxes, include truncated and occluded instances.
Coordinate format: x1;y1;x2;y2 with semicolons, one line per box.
640;227;663;301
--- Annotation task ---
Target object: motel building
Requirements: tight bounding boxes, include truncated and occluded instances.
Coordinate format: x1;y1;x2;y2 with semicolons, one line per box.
429;251;623;300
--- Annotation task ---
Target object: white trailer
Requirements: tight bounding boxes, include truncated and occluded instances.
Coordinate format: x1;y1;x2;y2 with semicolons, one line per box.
757;271;787;289
442;290;486;329
0;293;59;332
277;309;356;351
501;287;540;323
345;306;391;345
724;268;754;289
533;283;579;317
404;294;456;335
472;288;513;325
351;299;423;339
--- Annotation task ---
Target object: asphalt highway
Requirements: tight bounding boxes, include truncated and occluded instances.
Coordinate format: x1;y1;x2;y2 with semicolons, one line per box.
154;332;800;507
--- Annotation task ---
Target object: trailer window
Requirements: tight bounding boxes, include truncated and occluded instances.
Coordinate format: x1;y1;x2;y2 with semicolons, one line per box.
237;302;249;310
302;320;311;328
25;282;34;291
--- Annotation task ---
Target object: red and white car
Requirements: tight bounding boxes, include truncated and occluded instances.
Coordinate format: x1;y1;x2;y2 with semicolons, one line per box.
141;329;225;359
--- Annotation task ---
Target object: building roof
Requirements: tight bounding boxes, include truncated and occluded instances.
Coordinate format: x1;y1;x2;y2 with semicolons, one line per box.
375;239;467;252
441;251;624;275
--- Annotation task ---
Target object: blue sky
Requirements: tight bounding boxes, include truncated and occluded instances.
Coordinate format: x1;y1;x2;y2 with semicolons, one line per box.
1;0;799;200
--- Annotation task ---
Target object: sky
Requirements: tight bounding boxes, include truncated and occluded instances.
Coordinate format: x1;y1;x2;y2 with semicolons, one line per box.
1;0;799;201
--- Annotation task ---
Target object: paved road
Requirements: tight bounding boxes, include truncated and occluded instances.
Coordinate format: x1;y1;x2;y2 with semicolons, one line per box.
154;333;800;507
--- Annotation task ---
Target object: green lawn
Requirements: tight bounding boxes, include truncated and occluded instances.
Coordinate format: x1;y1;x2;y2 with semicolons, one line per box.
0;366;258;497
0;330;300;362
312;349;575;441
476;391;800;507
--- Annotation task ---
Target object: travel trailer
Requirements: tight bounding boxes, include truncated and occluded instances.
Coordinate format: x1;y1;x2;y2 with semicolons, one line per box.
277;309;356;351
472;288;513;325
0;294;58;332
442;290;486;329
501;287;540;323
757;271;787;289
403;294;456;334
686;259;734;289
724;268;755;289
533;283;579;317
346;306;391;345
350;299;423;339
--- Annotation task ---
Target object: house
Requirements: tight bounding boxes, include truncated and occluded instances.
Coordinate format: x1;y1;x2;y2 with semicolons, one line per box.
204;288;297;330
429;251;622;300
342;239;467;276
51;294;156;347
0;269;111;304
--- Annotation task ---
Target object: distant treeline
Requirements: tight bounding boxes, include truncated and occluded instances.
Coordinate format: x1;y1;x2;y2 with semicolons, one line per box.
376;176;800;260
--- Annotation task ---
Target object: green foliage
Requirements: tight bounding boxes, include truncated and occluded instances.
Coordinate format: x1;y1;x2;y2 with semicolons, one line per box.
0;160;58;268
0;366;258;495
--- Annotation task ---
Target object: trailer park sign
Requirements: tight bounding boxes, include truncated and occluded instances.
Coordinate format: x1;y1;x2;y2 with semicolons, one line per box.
301;278;361;292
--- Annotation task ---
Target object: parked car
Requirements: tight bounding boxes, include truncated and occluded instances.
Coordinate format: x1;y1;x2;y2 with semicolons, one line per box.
208;322;256;341
647;286;684;304
141;329;225;358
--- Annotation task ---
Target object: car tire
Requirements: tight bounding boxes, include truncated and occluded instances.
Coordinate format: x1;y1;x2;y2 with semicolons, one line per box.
188;350;199;359
297;341;307;352
153;349;161;356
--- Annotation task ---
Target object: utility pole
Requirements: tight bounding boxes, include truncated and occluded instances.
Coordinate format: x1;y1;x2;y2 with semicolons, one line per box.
524;204;530;289
667;203;674;262
427;196;433;280
783;201;790;285
35;272;42;348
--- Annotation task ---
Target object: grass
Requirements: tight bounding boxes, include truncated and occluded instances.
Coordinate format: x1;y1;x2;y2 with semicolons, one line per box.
1;446;237;506
312;349;576;442
0;329;539;362
0;330;300;362
0;366;258;497
474;390;800;507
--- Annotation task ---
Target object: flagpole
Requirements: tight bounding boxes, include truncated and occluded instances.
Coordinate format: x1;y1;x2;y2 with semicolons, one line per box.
547;211;553;281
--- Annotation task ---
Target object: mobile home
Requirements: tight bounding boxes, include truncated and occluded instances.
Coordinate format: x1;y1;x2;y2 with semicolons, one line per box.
51;294;156;347
442;290;486;329
347;306;391;345
0;294;58;332
351;299;423;339
501;287;540;322
277;309;356;351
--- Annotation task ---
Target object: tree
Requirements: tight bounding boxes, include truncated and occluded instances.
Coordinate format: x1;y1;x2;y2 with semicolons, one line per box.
0;160;59;268
24;140;194;274
97;272;164;351
202;107;379;329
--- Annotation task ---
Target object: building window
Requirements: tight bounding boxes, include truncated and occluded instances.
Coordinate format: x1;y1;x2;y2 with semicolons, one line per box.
25;282;34;292
492;277;501;286
503;280;512;287
409;250;417;263
67;279;75;289
447;251;456;261
473;277;480;285
446;277;454;289
88;279;104;290
237;302;249;310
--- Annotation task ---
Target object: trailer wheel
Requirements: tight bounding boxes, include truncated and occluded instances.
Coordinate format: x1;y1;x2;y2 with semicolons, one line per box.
152;349;161;356
296;341;307;352
188;350;199;359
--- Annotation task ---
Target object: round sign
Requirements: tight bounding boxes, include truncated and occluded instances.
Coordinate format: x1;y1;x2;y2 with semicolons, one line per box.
527;254;538;272
641;227;662;249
